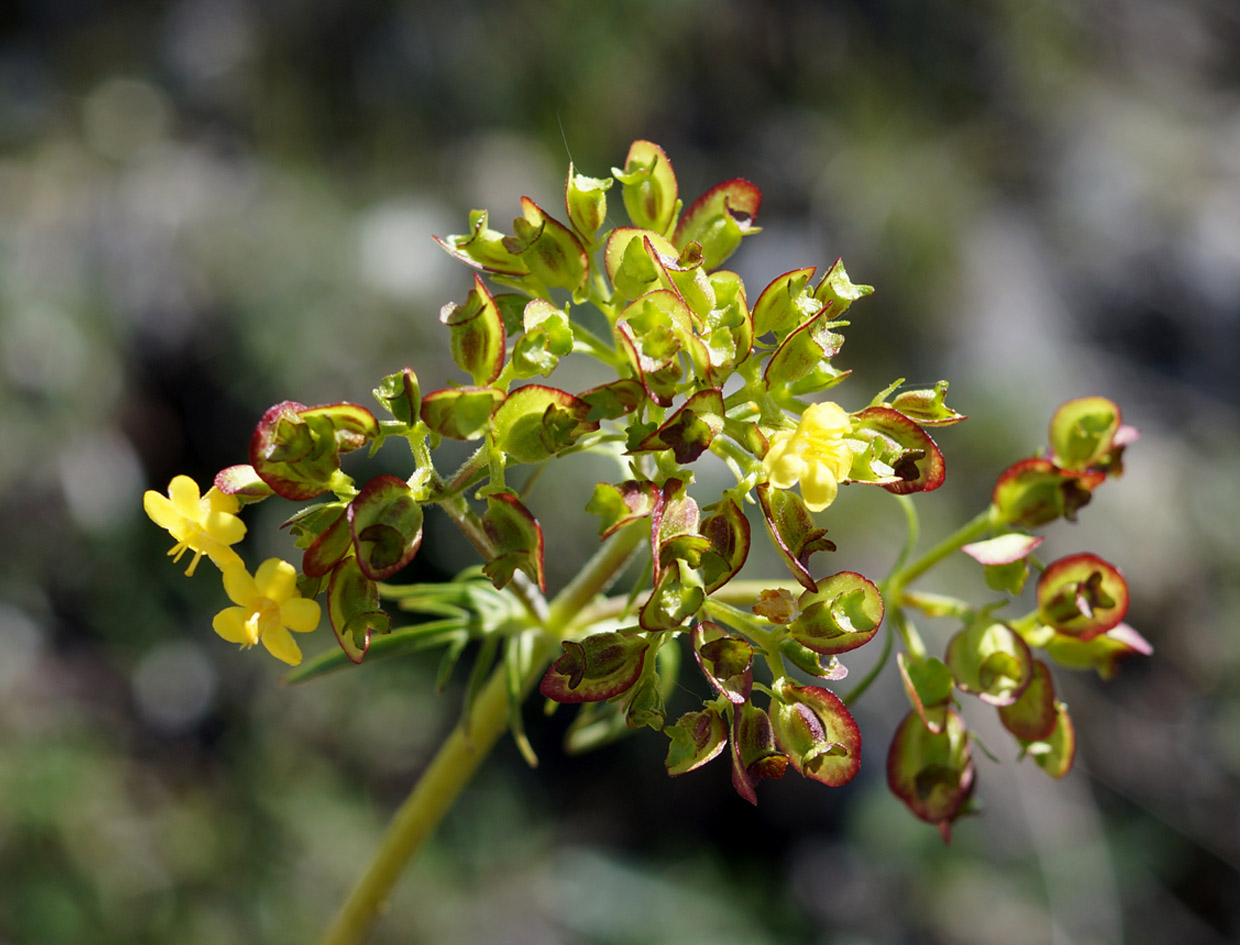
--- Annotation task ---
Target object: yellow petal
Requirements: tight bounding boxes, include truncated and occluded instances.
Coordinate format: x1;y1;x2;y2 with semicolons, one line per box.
767;450;806;491
203;509;246;546
262;625;303;665
281;597;321;634
213;606;255;645
206;545;244;570
255;559;298;603
143;491;180;530
221;563;258;607
801;401;851;437
205;487;241;515
799;461;840;512
168;475;203;516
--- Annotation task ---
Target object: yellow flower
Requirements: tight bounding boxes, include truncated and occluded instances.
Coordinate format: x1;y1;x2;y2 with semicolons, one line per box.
144;475;245;575
762;401;854;512
213;559;321;665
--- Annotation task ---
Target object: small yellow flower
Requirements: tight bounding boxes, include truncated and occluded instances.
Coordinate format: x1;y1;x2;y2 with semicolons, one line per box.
762;402;854;512
144;475;245;575
213;559;321;665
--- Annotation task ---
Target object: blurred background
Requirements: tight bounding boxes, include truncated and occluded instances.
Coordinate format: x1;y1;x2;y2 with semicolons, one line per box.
2;0;1239;942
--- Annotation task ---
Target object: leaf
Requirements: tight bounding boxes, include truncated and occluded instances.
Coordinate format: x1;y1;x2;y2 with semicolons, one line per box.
538;631;650;703
944;621;1033;707
665;708;729;776
285;618;466;683
347;475;423;580
789;571;884;656
1037;553;1129;640
327;556;388;663
439;275;505;386
756;482;836;592
672;178;762;271
770;683;862;787
480;493;546;592
691;622;753;705
635;389;725;463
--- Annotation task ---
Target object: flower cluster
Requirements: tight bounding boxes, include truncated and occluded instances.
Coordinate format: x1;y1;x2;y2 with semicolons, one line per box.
145;474;320;665
144;141;1146;834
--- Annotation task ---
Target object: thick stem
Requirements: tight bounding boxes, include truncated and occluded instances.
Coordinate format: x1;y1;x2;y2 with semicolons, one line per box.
316;522;646;945
316;632;557;945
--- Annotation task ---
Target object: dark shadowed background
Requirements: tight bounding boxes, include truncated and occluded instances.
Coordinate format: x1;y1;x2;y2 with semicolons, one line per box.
2;1;1239;942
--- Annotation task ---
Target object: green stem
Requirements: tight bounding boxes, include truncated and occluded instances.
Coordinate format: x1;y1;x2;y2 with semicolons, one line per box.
841;616;894;704
315;632;557;945
886;506;995;596
546;521;647;634
316;522;646;945
885;494;920;581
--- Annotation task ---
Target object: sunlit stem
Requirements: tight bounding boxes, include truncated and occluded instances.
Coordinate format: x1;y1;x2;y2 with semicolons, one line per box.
315;630;557;945
891;605;925;661
887;505;996;596
317;521;647;945
841;618;894;704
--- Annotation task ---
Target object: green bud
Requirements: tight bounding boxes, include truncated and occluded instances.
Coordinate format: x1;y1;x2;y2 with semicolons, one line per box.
886;708;975;842
613;139;680;235
813;258;873;315
440;275;505;386
672;178;762;271
564;162;613;244
945;621;1034;707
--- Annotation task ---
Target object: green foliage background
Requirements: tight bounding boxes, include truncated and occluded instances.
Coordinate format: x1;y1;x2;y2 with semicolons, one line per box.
2;1;1238;942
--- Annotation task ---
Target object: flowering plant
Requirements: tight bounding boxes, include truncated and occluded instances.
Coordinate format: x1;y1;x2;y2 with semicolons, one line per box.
145;140;1147;944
